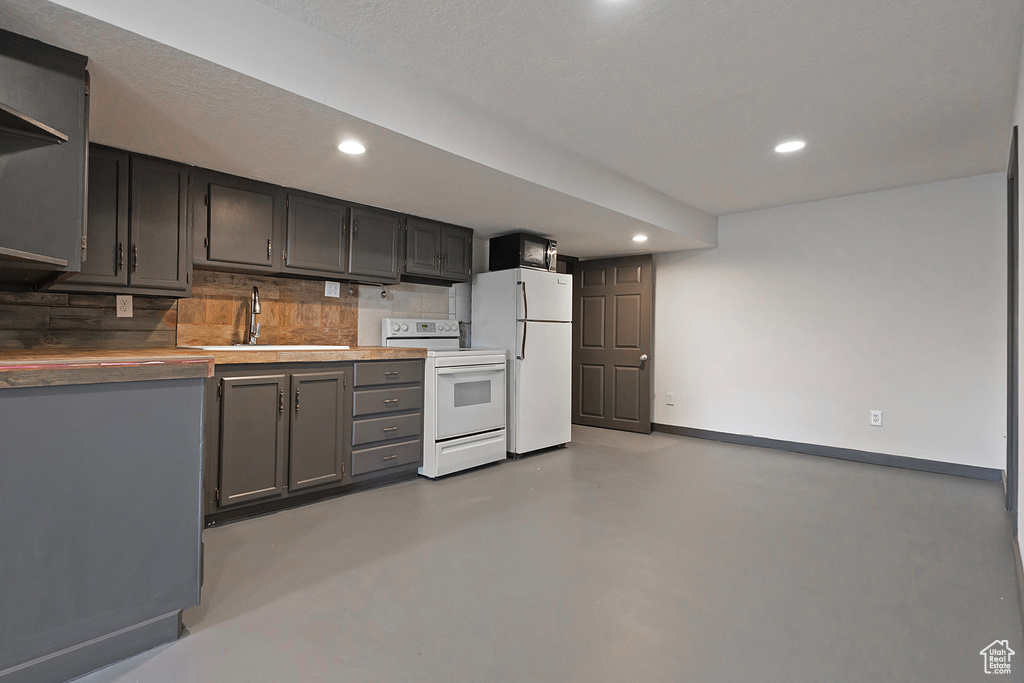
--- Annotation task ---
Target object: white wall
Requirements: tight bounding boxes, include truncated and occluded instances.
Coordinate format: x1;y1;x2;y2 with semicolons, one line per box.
653;174;1006;469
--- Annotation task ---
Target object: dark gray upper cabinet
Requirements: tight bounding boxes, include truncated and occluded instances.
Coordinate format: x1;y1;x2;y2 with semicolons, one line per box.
348;207;400;283
127;156;190;293
441;225;473;281
404;218;441;277
218;375;288;507
209;185;274;266
0;29;88;288
197;174;278;269
285;194;347;276
403;219;473;282
289;370;349;492
62;146;129;288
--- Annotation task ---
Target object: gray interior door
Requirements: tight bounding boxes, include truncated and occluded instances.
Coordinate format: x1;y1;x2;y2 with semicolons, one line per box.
572;254;653;433
219;374;287;506
289;370;349;492
1008;125;1018;525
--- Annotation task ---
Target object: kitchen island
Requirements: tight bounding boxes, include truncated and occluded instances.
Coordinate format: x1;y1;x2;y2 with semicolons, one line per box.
0;351;212;683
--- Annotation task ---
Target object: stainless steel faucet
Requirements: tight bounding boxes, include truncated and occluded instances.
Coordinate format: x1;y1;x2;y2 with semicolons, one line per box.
247;286;261;345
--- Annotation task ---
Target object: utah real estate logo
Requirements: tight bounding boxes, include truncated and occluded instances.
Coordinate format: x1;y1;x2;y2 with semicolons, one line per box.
980;640;1015;675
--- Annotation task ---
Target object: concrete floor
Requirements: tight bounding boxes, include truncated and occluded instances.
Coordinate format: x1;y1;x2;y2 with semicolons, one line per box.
79;426;1023;682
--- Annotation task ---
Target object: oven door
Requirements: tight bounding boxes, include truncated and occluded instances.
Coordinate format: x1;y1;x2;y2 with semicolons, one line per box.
435;363;506;440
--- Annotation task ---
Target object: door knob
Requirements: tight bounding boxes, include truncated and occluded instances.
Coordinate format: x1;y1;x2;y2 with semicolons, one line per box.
640;354;649;362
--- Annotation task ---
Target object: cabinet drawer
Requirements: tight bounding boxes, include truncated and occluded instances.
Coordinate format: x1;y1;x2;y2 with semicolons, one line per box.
352;439;422;476
354;360;423;387
353;412;422;447
352;385;422;416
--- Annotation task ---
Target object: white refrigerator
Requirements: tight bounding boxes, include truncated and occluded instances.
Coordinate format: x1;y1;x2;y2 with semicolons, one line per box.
472;268;573;455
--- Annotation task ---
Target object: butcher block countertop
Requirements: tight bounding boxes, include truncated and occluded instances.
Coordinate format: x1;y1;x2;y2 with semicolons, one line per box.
0;346;426;389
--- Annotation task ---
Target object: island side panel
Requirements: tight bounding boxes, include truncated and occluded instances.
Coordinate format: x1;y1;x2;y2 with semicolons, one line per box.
0;377;203;683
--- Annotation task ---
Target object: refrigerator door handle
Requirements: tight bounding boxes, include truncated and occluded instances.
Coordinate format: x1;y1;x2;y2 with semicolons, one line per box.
518;280;528;320
518;320;527;360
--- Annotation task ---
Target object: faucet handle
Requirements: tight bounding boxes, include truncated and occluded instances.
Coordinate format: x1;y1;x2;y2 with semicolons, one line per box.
254;322;261;339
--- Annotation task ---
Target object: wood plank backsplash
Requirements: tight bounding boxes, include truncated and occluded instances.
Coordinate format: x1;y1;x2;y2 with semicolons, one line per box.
175;270;359;347
0;292;177;349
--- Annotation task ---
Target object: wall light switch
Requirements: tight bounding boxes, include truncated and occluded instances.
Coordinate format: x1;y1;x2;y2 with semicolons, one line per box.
324;281;341;298
870;410;883;427
116;295;133;318
666;392;675;406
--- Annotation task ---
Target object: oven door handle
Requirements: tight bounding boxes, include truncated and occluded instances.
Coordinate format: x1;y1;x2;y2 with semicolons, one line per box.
436;365;505;376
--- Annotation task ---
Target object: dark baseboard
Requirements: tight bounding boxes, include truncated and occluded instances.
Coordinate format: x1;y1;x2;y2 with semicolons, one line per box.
0;611;180;683
652;423;1003;482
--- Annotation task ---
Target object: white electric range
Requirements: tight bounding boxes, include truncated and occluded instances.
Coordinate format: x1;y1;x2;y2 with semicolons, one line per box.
382;318;507;478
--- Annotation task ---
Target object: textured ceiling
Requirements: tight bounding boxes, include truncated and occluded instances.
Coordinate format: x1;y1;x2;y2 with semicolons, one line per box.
2;0;1022;259
255;0;1024;215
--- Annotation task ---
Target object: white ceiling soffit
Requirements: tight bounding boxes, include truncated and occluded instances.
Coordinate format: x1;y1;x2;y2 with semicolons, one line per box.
10;0;717;256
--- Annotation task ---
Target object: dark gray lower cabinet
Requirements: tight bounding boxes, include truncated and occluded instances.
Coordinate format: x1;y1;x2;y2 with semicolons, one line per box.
218;374;288;507
206;360;422;523
289;370;348;491
350;360;424;483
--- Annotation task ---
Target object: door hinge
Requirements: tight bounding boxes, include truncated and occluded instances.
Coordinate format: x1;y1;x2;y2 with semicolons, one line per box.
203;193;209;206
215;487;220;502
204;237;209;248
187;174;193;188
342;462;345;477
187;271;191;283
285;197;289;209
283;249;288;261
217;381;223;397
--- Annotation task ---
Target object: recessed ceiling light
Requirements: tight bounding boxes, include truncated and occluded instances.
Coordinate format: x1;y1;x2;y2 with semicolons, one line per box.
775;140;806;154
338;140;366;155
632;234;648;242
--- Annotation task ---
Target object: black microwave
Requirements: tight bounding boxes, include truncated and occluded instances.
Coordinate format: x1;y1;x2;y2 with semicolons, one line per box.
488;232;557;272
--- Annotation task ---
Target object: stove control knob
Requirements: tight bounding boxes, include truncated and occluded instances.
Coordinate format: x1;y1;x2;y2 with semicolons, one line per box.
401;323;409;331
391;323;400;332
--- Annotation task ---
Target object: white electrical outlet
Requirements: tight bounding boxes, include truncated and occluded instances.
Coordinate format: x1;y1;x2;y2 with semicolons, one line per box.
116;295;133;318
324;281;341;298
666;392;675;406
870;410;883;427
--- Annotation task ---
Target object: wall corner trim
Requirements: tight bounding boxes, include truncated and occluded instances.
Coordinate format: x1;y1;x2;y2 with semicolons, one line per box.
651;423;1003;482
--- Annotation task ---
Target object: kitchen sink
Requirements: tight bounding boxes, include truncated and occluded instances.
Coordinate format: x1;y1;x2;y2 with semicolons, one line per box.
182;345;351;351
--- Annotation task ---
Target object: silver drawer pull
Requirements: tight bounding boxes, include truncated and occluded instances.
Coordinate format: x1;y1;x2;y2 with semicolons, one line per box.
383;398;400;405
384;371;400;377
382;454;398;461
382;426;399;432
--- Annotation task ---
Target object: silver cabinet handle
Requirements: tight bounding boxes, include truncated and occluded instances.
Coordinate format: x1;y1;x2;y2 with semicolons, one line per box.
383;371;400;378
382;454;398;461
382;426;398;432
132;244;139;272
640;354;649;362
118;241;124;272
267;238;272;261
295;388;300;413
383;398;400;405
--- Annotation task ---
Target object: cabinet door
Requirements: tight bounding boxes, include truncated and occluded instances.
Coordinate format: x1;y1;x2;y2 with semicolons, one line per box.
348;207;400;282
206;182;276;267
128;157;189;292
441;225;473;281
218;375;288;507
404;218;441;277
289;370;349;492
285;194;347;275
64;146;129;287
